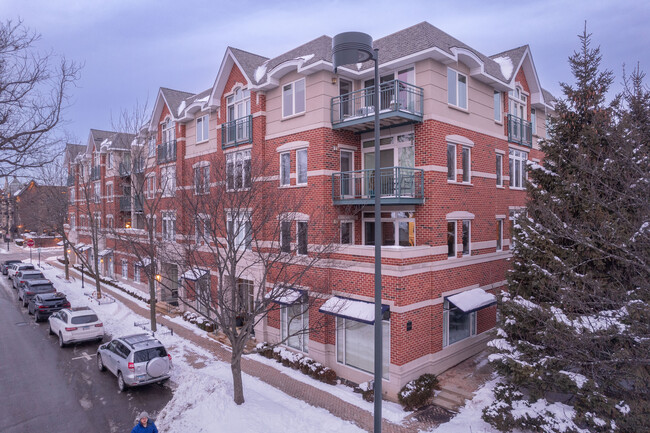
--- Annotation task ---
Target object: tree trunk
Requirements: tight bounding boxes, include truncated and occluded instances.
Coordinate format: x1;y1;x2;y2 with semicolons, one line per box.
149;276;157;331
63;242;69;280
94;252;102;299
231;353;245;405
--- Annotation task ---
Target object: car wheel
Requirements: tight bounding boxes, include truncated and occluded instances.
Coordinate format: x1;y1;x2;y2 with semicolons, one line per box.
48;325;54;335
117;372;126;392
97;354;106;372
58;332;66;348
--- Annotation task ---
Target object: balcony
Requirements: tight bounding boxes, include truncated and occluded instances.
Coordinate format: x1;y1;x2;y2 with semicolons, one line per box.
507;114;532;147
67;174;75;186
221;115;252;149
331;80;424;133
119;158;145;177
90;166;101;181
158;140;177;164
331;167;425;205
119;195;143;212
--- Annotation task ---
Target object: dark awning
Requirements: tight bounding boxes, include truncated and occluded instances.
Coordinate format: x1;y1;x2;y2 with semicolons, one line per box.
446;288;496;313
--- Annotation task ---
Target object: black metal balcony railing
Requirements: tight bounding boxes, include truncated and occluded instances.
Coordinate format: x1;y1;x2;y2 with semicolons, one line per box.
67;174;75;186
331;80;424;131
119;195;143;212
507;114;532;147
331;167;425;205
221;115;252;149
90;166;101;181
119;162;130;177
119;158;145;177
158;140;177;164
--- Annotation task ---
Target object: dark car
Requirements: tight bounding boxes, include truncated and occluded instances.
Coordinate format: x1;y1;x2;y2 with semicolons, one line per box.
12;270;46;290
18;279;56;307
1;259;22;275
28;292;70;322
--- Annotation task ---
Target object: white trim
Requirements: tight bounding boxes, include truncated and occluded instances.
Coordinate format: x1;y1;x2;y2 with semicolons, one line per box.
276;140;309;152
192;161;210;168
445;134;474;147
446;211;475;220
495;149;506;155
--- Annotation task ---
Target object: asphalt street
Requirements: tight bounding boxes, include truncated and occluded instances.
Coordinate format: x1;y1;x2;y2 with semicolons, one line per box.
0;249;172;433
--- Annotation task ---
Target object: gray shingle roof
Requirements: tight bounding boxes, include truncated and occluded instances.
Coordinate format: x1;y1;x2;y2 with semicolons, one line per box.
65;143;85;159
229;48;270;83
542;88;557;105
160;87;195;118
90;129;114;147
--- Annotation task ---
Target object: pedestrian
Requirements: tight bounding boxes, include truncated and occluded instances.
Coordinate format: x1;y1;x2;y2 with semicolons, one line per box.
131;411;158;433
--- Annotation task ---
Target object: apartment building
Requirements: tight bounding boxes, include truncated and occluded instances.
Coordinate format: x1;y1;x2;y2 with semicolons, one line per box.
66;22;555;398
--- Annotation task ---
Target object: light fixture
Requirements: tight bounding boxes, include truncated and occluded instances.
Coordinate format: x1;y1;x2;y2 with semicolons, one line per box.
155;274;162;282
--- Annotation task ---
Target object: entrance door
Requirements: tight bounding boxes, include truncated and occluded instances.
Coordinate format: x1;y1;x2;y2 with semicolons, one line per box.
340;150;353;197
397;68;415;111
339;79;352;119
162;264;179;305
364;148;394;197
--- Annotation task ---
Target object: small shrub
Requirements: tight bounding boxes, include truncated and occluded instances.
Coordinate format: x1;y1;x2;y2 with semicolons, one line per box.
398;373;439;411
256;342;274;359
318;367;337;385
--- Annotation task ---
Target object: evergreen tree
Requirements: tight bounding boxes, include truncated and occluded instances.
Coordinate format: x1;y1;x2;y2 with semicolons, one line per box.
483;28;649;433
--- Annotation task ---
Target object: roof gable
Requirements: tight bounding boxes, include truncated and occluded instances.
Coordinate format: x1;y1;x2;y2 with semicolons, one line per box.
208;47;269;107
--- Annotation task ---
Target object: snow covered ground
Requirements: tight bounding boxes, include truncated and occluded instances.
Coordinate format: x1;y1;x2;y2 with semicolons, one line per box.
34;257;511;433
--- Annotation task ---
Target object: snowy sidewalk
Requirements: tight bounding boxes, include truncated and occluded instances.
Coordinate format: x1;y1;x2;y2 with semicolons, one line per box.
51;260;426;433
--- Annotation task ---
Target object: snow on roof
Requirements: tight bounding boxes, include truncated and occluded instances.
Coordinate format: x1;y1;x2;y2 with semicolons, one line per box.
267;287;305;305
297;54;314;62
135;257;152;267
319;296;389;324
254;60;269;83
447;288;496;313
98;249;113;257
177;100;186;117
492;56;514;81
182;268;209;281
195;96;209;103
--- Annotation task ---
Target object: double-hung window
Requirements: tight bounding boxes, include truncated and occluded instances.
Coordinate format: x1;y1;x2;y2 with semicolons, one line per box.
442;299;477;347
297;221;308;255
145;174;156;198
148;136;156;158
69;214;75;229
281;295;309;353
530;108;537;135
134;264;141;283
281;221;291;253
69;187;75;204
461;146;471;183
196;114;209;143
160;166;176;197
462;220;471;255
106;153;113;169
447;218;471;257
226;150;251;190
106;183;113;202
496;154;503;187
196;214;209;244
447;68;468;109
509;149;528;189
121;259;128;279
447;221;457;257
447;143;456;181
194;164;210;195
296;149;308;185
94;182;101;203
227;210;252;250
340;221;353;244
363;211;415;247
494;91;502;122
496;219;503;251
280;152;290;186
282;78;306;117
162;211;176;241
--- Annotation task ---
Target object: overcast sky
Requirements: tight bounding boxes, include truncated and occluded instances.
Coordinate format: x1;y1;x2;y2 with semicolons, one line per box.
2;0;648;145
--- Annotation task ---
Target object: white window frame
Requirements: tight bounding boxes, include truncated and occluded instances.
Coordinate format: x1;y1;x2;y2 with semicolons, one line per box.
530;108;537;135
106;215;114;229
196;114;209;143
195;214;210;244
134;263;141;283
162;211;176;241
226;150;251;191
194;164;210;195
362;211;415;247
160;166;176;197
496;154;503;187
493;91;502;122
148;136;156;158
336;316;389;378
280;296;309;353
461;220;471;256
69;214;75;229
280;220;291;253
447;143;456;181
447;220;457;258
161;117;175;144
496;219;504;251
461;146;471;183
282;78;306;118
121;259;128;279
69;187;75;204
93;182;101;203
447;68;468;109
227;210;252;251
145;174;156;199
280;152;290;186
106;182;113;202
296;148;308;185
442;299;477;347
509;149;528;189
106;153;112;169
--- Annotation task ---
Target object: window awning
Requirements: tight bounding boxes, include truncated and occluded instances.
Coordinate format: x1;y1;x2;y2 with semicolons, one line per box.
182;268;209;281
319;296;389;325
56;241;64;246
446;288;496;313
135;257;152;267
268;287;305;305
98;249;113;257
76;243;91;252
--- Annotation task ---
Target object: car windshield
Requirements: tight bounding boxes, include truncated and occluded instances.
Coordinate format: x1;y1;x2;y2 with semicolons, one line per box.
32;285;54;292
71;315;99;324
24;273;44;279
133;347;167;363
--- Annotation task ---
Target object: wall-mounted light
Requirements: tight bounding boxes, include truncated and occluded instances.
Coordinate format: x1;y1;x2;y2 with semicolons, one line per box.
155;274;162;282
331;77;337;85
406;320;413;331
125;222;131;229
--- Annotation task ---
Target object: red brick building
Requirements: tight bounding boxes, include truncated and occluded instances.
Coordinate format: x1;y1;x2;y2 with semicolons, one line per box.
66;22;555;398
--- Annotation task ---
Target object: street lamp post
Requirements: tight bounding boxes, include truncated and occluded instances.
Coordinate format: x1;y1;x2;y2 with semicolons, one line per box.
332;32;383;433
81;262;85;289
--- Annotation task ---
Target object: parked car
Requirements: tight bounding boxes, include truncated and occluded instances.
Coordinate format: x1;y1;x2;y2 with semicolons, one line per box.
18;279;56;307
28;292;70;322
7;263;35;280
1;259;22;275
13;270;46;290
49;307;104;347
97;334;172;392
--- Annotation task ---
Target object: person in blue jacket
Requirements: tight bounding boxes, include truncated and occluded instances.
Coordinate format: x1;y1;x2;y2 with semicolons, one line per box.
131;411;158;433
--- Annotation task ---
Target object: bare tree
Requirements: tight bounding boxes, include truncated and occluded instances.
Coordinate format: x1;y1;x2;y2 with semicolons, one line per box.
0;19;80;176
174;154;339;404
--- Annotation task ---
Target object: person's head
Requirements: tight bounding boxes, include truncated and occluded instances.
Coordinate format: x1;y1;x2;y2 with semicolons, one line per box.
138;411;149;425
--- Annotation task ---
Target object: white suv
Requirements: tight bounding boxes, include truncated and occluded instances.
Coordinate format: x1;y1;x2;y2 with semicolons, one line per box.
48;307;104;347
97;334;172;391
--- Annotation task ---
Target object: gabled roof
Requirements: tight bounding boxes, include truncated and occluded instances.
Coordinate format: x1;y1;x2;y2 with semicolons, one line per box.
148;87;196;130
102;132;135;151
490;45;528;81
208;47;269;107
177;88;212;120
230;48;270;84
85;129;115;155
64;143;85;166
542;88;557;106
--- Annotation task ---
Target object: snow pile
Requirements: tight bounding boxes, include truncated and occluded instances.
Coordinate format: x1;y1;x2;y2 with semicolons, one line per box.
550;306;629;333
195;96;209;104
177;100;186;116
298;54;314;62
492;56;514;80
559;371;588;389
254;60;270;83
